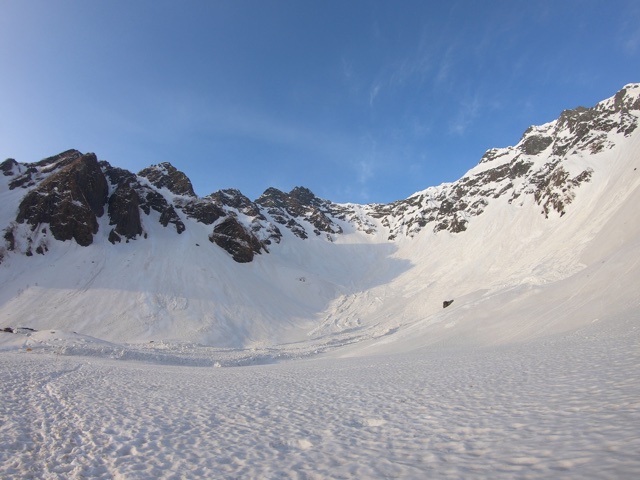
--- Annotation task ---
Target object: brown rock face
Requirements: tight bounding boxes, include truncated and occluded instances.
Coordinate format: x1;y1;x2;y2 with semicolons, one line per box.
9;149;83;190
209;216;263;263
1;158;18;176
256;187;342;239
181;200;226;225
138;162;196;197
159;205;186;234
16;153;108;246
108;183;143;242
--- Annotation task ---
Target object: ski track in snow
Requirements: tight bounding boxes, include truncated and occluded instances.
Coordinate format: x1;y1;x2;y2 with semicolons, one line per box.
1;316;639;479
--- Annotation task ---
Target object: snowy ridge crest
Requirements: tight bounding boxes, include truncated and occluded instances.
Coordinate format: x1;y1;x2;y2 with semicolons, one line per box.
363;83;640;238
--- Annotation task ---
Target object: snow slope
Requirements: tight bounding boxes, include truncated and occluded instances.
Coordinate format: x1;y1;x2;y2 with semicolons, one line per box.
0;86;638;351
1;116;638;350
339;123;640;354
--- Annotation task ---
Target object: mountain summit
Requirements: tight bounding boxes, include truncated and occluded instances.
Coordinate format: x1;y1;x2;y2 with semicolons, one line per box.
1;84;639;348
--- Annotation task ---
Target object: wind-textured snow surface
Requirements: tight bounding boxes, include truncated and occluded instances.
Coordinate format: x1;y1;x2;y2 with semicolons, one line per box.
1;313;639;479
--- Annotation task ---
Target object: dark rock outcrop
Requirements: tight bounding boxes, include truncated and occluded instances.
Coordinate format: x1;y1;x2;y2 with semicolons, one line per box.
102;162;188;237
139;189;185;234
209;216;264;263
140;190;168;215
519;133;553;156
108;183;143;242
182;200;226;225
138;162;196;197
16;153;108;246
3;228;15;251
159;205;185;234
9;149;83;190
1;158;18;176
208;189;260;215
256;187;342;239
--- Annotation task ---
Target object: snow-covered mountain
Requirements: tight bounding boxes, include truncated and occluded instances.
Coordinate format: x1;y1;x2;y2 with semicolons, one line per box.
1;83;639;349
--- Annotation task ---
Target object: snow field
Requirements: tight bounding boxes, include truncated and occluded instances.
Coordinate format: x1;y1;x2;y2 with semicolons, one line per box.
1;312;639;479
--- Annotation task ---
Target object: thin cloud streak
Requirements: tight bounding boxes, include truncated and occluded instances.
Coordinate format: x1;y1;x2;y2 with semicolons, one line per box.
449;94;481;135
203;107;354;160
198;102;386;201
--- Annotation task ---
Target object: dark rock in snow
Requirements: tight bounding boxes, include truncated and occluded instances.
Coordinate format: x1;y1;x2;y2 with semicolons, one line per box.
520;134;553;156
4;228;15;252
141;190;169;215
1;158;18;176
209;216;264;263
16;153;108;246
138;162;196;197
108;229;122;244
209;189;261;216
159;205;185;234
108;183;143;241
9;149;83;190
182;200;226;225
443;300;454;309
256;187;342;239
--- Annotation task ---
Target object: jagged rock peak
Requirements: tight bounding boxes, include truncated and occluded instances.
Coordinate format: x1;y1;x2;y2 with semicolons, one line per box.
33;149;84;168
289;186;321;206
256;186;342;239
480;83;640;167
256;186;323;208
611;83;640;111
256;187;287;206
7;149;85;190
1;158;18;176
208;188;258;213
14;152;108;248
138;161;196;197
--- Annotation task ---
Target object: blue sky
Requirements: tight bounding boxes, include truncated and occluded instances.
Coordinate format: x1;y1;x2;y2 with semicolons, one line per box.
1;1;639;203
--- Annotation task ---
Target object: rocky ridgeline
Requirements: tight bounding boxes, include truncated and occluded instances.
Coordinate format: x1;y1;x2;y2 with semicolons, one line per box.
1;84;639;262
362;83;640;239
1;153;348;262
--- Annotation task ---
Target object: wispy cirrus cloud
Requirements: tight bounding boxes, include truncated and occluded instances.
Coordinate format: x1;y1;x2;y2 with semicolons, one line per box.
162;94;389;200
617;1;640;54
369;81;382;106
448;94;481;135
148;91;354;161
620;21;640;54
435;45;456;86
